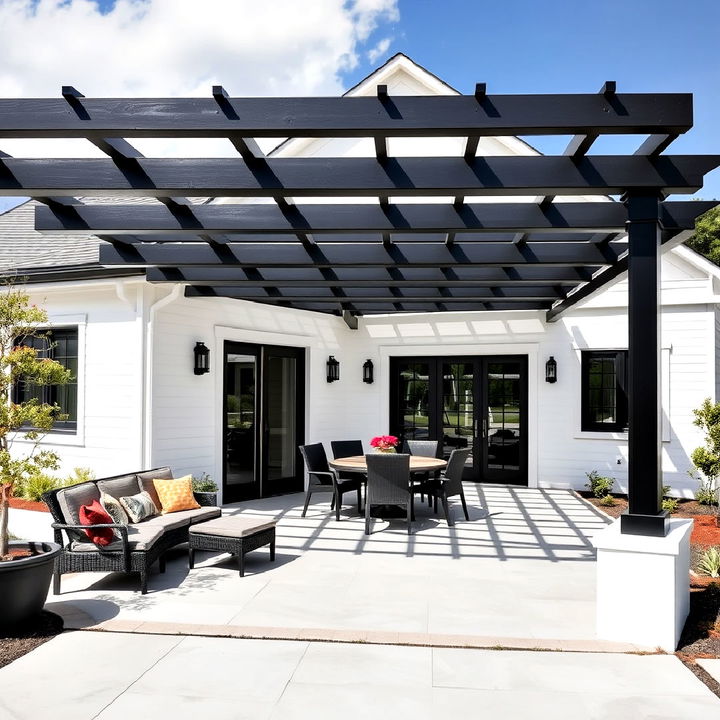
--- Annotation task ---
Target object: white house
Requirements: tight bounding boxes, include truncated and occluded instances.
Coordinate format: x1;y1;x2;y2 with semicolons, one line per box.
2;54;718;504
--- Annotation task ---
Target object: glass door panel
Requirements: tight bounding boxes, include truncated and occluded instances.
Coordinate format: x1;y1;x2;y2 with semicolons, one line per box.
441;362;476;477
397;361;431;442
224;351;258;501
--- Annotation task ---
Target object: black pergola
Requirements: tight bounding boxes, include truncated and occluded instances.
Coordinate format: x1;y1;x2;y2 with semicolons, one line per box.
0;82;718;537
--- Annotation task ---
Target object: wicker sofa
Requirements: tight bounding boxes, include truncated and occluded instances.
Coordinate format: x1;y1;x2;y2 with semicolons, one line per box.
42;467;221;594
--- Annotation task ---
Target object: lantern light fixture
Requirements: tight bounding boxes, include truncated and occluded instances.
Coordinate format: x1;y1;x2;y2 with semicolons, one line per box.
545;356;557;384
363;359;374;384
326;355;340;383
194;341;210;375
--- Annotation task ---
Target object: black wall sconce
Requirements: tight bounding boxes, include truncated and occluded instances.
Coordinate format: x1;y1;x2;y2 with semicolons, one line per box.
545;356;557;383
194;341;210;375
363;359;374;384
326;355;340;383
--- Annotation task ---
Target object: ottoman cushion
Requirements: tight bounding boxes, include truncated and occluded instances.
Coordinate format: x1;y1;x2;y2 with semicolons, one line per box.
189;516;276;538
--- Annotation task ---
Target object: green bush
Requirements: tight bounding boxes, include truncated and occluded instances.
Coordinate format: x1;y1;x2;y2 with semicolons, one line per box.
599;494;616;507
62;467;95;487
662;498;679;514
697;547;720;578
585;471;614;499
16;473;60;502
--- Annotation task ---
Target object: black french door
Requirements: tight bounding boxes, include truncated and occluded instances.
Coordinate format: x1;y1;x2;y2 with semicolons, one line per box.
389;356;527;485
223;342;305;502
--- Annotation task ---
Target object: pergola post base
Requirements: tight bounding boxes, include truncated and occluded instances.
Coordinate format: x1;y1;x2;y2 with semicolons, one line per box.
619;510;669;537
592;518;692;652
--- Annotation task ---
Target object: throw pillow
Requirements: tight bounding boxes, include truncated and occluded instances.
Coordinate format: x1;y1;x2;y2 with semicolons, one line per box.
100;492;129;526
119;491;158;523
78;500;115;546
153;475;200;514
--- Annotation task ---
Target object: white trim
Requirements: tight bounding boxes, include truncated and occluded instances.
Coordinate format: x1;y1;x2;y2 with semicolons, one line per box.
377;342;539;489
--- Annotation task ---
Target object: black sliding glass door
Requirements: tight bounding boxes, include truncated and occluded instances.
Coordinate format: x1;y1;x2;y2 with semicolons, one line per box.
223;342;305;502
390;356;527;485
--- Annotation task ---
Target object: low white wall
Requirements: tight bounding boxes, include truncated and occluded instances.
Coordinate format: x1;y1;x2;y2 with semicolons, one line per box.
8;507;55;543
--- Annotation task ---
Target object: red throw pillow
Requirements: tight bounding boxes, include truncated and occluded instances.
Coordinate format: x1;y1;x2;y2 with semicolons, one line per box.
79;499;115;546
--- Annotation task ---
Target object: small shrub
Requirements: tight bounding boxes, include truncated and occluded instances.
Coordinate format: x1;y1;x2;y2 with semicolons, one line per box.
62;467;95;487
697;547;720;578
662;498;679;514
696;484;718;506
585;470;614;499
17;473;60;502
192;473;217;493
599;494;616;507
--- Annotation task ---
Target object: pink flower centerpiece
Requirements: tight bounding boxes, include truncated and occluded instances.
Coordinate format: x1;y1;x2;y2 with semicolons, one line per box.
370;435;399;453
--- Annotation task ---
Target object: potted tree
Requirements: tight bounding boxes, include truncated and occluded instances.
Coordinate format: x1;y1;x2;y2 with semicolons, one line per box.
192;473;219;506
0;284;71;626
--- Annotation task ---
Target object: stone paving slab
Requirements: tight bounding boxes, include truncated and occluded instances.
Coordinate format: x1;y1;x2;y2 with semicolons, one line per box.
0;631;717;720
44;486;612;645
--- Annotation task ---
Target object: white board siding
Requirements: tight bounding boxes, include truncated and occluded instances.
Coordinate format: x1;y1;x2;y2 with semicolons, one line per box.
715;306;720;401
17;282;145;479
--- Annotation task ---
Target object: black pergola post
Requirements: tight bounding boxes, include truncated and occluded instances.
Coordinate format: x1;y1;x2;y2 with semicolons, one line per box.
621;192;668;537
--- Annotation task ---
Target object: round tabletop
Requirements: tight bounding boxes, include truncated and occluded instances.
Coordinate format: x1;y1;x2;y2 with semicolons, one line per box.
329;455;447;473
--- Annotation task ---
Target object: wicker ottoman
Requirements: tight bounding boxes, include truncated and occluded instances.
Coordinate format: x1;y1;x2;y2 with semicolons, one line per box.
188;516;276;577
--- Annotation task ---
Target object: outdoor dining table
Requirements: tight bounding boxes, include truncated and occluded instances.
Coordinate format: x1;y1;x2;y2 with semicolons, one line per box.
329;455;447;517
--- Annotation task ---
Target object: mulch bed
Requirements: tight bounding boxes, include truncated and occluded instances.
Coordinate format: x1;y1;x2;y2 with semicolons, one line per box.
0;611;64;669
8;497;49;512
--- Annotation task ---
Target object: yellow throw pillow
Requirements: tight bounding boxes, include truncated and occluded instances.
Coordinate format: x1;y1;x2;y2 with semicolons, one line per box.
152;475;200;514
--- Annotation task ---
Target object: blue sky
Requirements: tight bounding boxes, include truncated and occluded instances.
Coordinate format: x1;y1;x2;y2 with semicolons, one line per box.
1;0;719;213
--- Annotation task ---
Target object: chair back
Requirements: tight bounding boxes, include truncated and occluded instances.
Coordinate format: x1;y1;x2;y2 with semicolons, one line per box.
299;443;332;484
365;453;410;506
331;440;364;459
404;439;439;458
442;448;472;495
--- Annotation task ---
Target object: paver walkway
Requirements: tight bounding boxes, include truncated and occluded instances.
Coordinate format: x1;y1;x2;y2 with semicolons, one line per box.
0;631;718;720
45;485;618;648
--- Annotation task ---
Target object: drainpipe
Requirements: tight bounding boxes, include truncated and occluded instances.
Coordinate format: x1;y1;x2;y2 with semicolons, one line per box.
143;284;183;467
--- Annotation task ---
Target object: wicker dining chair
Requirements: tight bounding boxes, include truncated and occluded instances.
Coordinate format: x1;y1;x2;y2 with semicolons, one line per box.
416;447;472;527
404;439;439;505
365;453;413;535
331;440;366;510
299;443;362;521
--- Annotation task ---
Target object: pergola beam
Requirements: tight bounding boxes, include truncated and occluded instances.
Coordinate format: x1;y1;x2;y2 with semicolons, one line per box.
100;241;623;268
35;200;717;235
5;155;718;197
0;93;693;138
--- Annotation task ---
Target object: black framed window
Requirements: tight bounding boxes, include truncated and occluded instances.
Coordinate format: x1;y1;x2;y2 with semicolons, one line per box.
581;350;628;432
13;328;78;432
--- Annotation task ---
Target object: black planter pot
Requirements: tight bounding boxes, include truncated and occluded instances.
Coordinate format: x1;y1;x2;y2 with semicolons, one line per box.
194;491;218;507
0;541;61;627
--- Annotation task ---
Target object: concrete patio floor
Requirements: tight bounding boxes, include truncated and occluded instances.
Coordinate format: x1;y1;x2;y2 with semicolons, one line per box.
44;485;626;649
1;631;718;720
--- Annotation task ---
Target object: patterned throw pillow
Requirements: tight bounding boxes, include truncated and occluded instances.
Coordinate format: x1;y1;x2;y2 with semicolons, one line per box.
100;492;129;526
119;491;158;523
153;475;200;514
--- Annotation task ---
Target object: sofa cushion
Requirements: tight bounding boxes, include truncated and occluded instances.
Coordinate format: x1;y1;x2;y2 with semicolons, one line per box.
153;475;200;514
57;482;101;526
70;523;164;553
142;506;222;531
119;491;158;523
189;516;276;538
137;467;173;511
79;500;116;546
100;492;129;526
97;474;141;501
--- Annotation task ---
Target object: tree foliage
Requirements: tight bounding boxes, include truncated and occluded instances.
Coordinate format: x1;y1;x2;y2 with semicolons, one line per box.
685;206;720;265
691;398;720;508
0;284;71;558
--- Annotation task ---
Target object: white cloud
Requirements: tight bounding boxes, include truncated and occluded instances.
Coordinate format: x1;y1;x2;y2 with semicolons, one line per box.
367;36;392;64
0;0;399;97
0;0;399;159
